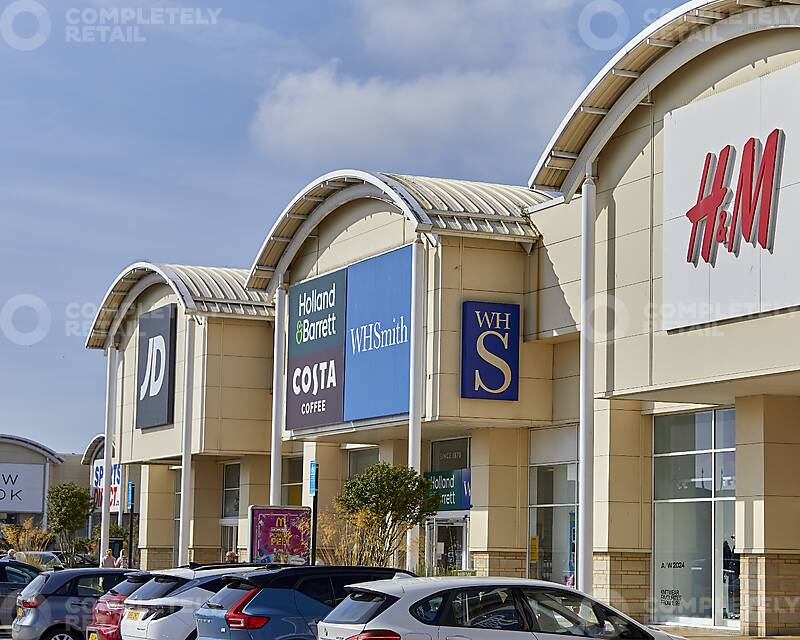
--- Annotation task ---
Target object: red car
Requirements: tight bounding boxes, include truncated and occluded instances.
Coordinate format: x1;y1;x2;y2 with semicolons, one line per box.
86;572;152;640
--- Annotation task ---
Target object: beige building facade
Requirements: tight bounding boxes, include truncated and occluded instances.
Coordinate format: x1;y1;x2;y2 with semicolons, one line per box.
85;1;800;636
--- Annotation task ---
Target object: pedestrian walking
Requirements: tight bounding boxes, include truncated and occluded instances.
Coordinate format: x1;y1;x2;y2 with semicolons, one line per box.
115;548;129;569
100;549;116;567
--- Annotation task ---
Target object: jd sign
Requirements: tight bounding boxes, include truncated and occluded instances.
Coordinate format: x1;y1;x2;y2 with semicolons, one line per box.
461;301;520;401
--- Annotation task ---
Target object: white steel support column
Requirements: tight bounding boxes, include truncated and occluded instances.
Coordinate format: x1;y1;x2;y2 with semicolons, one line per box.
578;166;596;594
178;316;196;566
406;237;425;572
270;282;288;506
100;347;118;561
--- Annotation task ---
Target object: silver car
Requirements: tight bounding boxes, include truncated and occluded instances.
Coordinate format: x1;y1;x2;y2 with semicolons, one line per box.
12;568;128;640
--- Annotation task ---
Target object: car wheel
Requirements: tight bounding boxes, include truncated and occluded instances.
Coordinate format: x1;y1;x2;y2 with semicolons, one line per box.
41;627;81;640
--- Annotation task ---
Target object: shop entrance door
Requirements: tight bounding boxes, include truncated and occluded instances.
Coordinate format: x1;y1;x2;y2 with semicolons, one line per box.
426;517;467;575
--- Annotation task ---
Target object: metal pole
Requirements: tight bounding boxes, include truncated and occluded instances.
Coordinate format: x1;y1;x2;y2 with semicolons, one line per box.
128;482;135;568
406;237;425;572
100;347;118;563
578;166;596;594
311;472;319;566
178;316;196;566
270;282;288;506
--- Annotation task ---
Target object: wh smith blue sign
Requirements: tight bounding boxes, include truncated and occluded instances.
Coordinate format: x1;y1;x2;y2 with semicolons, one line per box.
344;245;412;421
461;301;520;401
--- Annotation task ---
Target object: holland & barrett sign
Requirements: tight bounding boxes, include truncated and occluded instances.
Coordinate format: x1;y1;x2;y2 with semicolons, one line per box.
287;269;347;429
426;469;471;512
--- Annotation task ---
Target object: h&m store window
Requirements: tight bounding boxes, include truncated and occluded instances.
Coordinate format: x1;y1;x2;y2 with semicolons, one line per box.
653;409;737;628
528;426;578;585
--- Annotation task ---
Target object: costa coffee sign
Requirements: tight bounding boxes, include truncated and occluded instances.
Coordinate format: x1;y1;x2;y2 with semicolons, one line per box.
686;128;785;266
662;64;800;330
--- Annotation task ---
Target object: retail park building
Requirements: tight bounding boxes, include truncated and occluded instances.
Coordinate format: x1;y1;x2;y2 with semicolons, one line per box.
83;1;800;635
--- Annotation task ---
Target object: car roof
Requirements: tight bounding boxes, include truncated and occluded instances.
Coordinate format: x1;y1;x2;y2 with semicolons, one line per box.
242;565;410;579
345;576;581;598
151;565;261;580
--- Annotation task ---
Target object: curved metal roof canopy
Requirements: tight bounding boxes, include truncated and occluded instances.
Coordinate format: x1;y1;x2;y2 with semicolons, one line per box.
247;170;550;295
530;0;800;199
86;262;273;350
0;434;63;464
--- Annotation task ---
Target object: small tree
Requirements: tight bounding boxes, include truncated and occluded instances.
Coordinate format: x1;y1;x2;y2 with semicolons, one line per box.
47;483;93;567
1;518;53;551
334;463;439;567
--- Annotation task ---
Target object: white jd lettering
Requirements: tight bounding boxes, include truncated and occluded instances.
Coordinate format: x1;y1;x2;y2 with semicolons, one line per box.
139;335;166;400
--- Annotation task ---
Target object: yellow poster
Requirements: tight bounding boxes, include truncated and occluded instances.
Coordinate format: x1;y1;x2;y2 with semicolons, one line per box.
530;536;539;562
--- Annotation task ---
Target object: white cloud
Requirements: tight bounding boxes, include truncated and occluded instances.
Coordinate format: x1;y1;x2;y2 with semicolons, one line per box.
249;1;588;183
351;0;584;71
250;60;582;183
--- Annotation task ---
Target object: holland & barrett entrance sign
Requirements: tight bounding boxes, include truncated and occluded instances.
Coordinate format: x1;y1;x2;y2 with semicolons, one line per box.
426;469;471;511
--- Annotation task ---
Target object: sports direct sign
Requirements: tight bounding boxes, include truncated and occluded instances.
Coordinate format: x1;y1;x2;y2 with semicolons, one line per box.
663;64;800;330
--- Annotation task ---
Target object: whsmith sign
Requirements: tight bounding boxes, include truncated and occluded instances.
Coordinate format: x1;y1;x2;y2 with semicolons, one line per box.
461;301;520;401
663;64;800;330
286;246;412;430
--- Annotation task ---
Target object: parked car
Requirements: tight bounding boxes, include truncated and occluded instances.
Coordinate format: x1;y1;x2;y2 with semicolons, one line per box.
319;577;688;640
86;572;152;640
54;552;98;569
194;566;412;640
14;552;63;570
12;568;129;640
0;560;40;632
120;564;266;640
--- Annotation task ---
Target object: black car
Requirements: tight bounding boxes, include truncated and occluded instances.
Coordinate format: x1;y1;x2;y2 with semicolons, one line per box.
12;568;129;640
0;559;39;629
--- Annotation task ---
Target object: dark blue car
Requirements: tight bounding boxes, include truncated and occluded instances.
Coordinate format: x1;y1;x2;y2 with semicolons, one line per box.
194;566;410;640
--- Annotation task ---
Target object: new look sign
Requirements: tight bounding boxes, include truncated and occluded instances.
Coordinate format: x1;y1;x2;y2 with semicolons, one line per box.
136;304;177;429
286;246;412;430
461;301;520;401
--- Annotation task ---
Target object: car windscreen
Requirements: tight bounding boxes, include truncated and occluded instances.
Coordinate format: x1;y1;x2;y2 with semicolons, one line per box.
325;590;396;625
20;574;49;597
204;581;253;610
128;575;188;600
109;577;152;597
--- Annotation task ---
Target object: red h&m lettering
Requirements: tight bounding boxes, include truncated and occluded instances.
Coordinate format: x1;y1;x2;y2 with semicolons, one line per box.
686;128;786;266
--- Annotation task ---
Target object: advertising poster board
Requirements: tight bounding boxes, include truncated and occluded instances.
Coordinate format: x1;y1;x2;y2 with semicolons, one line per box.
248;505;311;565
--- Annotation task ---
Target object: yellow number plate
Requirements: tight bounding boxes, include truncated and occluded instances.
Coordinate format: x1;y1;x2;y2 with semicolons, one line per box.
127;610;141;621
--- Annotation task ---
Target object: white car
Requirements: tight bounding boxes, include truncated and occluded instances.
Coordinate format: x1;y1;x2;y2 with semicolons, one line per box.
120;565;257;640
320;577;687;640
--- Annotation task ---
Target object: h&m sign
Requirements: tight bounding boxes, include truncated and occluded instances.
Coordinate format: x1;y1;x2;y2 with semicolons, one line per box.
460;301;520;401
136;304;177;429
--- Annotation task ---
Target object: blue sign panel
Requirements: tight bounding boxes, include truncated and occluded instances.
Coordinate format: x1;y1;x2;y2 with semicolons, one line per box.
309;460;318;497
343;245;412;422
426;468;471;511
461;301;520;401
127;481;135;510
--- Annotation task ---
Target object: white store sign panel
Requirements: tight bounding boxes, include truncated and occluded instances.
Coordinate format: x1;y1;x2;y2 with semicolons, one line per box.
0;464;45;513
662;63;800;330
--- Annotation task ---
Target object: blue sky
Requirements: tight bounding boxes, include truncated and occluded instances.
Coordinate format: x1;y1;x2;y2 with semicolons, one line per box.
0;0;681;452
